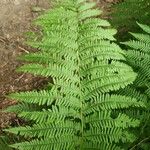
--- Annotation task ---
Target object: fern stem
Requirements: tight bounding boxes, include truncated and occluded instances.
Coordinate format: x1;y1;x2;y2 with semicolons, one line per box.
77;7;84;148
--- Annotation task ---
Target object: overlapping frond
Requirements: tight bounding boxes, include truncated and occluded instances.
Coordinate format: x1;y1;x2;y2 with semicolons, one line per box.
122;23;150;90
119;23;150;149
85;112;138;143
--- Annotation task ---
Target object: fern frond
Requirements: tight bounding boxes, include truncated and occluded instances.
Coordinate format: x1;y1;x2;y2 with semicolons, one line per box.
83;142;122;150
8;90;57;105
118;86;148;102
79;28;117;41
4;103;41;114
83;94;145;115
85;112;139;143
5;121;77;139
137;22;150;34
120;22;150;149
122;40;150;53
19;52;61;64
130;33;150;43
10;136;77;150
18;107;79;123
17;63;78;81
5;1;144;150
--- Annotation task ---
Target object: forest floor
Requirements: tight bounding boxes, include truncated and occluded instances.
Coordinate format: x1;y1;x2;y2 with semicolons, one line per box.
0;0;117;130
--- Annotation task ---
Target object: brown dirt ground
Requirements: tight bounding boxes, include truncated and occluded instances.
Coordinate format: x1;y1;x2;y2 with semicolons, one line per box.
0;0;117;130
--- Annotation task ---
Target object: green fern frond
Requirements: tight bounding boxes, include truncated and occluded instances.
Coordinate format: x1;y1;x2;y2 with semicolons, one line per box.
18;107;79;123
83;142;122;150
10;136;77;150
122;23;150;89
85;112;138;144
122;40;150;53
8;90;57;105
19;52;62;64
83;94;145;115
5;121;77;139
129;32;150;43
4;103;42;114
118;86;148;102
137;22;150;34
5;1;145;150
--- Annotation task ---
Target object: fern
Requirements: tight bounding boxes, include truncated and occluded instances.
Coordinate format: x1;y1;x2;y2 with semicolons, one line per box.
119;23;150;150
4;0;145;149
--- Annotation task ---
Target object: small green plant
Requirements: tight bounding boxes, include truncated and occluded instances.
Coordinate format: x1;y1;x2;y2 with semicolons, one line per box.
4;0;145;149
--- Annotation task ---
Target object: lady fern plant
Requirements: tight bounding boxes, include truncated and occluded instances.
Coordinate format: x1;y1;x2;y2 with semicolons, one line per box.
4;0;145;149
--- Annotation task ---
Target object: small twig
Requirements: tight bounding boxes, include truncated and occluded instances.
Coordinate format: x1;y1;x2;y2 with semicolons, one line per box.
0;36;6;43
0;62;8;68
129;136;150;150
0;36;5;40
18;45;29;53
15;73;25;82
0;38;5;43
14;118;21;126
